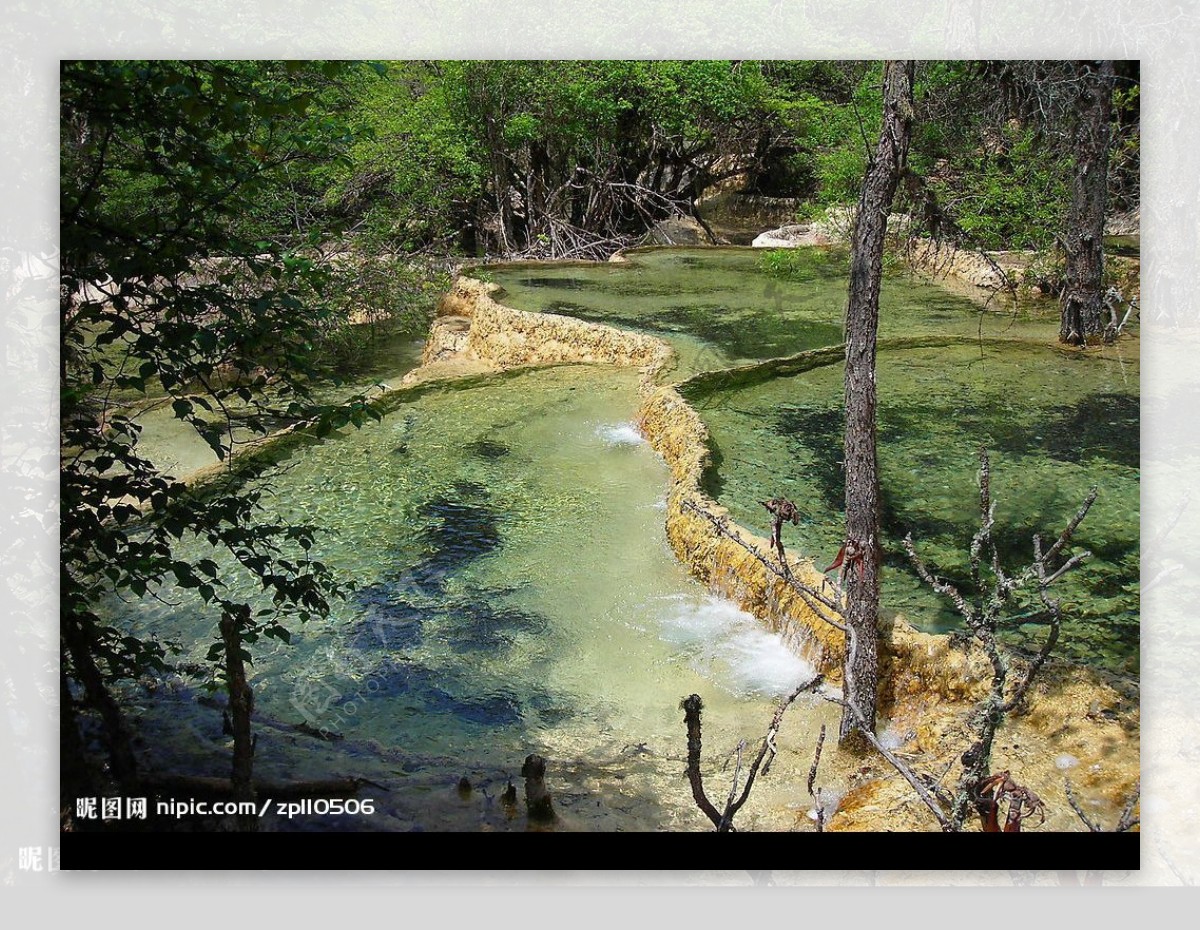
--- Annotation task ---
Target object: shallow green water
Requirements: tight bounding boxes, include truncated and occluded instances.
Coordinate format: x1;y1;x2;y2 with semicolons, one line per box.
489;247;1061;377
114;247;1138;831
123;365;821;830
491;248;1139;674
131;322;427;478
690;343;1140;674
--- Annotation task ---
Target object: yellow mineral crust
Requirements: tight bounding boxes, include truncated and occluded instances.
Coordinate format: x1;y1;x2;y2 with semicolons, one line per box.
407;274;1139;831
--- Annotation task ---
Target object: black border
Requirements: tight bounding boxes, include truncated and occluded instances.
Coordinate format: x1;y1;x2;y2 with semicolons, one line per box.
61;830;1139;871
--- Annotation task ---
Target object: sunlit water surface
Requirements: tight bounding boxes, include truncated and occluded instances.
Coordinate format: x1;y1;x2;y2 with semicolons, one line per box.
490;248;1139;674
115;247;1137;831
122;366;821;830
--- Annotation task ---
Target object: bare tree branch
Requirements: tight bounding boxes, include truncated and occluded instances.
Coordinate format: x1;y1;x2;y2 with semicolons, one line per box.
806;723;827;832
1115;780;1142;832
1065;777;1102;832
681;498;848;631
1067;777;1140;833
682;675;823;832
681;694;724;829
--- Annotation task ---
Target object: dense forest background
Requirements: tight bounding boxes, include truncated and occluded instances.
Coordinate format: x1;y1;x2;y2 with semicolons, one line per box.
63;60;1140;334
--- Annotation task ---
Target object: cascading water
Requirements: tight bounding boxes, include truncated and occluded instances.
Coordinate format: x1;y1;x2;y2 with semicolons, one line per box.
113;246;1138;831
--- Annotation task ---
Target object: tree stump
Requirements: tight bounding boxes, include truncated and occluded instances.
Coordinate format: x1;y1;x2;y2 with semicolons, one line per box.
521;754;556;823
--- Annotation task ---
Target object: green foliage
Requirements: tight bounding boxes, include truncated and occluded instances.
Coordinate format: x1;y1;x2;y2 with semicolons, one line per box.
60;61;380;754
122;58;1139;263
758;248;801;280
313;256;452;373
324;62;483;250
812;70;882;205
329;60;788;256
319;59;1134;257
757;247;845;282
904;61;1140;253
753;62;879;205
1108;79;1140;210
751;60;1139;254
926;124;1071;251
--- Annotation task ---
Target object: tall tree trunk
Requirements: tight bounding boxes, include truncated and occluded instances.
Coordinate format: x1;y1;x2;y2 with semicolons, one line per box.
1060;60;1115;346
840;60;915;746
61;617;139;792
60;667;92;805
219;609;258;831
484;115;516;254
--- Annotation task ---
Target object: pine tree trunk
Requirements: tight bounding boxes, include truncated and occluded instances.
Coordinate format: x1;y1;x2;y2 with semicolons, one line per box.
840;60;915;746
1060;60;1115;346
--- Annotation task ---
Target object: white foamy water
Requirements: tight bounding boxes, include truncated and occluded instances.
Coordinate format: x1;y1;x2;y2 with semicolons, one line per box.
655;594;816;699
595;422;647;447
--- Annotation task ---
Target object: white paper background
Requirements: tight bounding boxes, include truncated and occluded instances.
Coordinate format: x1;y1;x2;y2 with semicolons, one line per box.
2;0;1195;911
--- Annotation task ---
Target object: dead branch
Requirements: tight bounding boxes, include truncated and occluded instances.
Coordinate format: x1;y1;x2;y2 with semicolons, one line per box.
834;694;955;831
681;498;848;632
681;694;724;829
806;724;827;832
720;741;747;830
901;448;1097;830
1066;777;1139;833
1115;780;1142;832
1042;486;1098;566
1064;777;1101;832
732;676;824;815
806;723;826;798
904;534;974;622
761;496;801;563
682;675;823;832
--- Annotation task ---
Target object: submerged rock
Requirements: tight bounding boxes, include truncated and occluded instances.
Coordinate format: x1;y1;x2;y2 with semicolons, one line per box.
465;437;510;460
752;223;837;248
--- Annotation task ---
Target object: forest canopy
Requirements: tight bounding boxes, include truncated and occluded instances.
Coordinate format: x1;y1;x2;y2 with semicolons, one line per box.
66;60;1139;263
